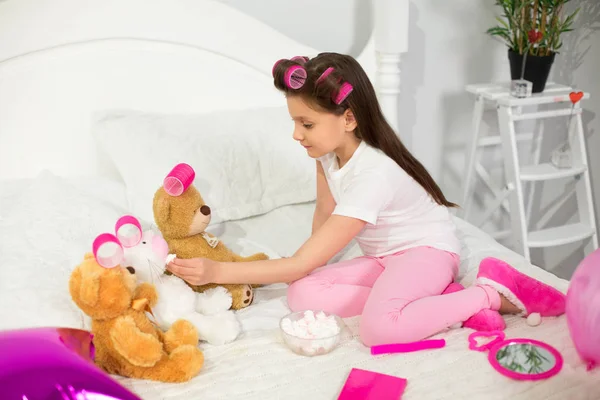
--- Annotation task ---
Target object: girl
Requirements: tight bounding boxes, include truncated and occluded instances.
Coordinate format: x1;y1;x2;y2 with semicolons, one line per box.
168;53;566;346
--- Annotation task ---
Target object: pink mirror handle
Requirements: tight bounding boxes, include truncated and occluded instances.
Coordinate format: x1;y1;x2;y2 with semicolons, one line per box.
468;331;506;352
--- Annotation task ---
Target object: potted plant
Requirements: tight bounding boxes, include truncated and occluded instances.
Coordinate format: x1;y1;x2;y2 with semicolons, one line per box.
487;0;580;93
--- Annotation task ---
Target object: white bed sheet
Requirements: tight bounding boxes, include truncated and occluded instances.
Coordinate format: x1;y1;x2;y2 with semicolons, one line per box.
0;173;597;400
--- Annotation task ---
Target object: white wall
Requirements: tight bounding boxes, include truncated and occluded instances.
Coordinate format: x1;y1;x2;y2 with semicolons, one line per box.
531;0;600;279
216;0;373;55
219;0;599;279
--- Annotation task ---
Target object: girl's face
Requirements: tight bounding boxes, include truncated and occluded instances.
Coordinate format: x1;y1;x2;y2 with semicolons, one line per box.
286;96;356;159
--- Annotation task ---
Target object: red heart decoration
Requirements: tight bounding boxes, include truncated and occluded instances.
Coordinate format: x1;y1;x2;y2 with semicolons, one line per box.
570;91;584;104
468;330;506;352
528;30;543;44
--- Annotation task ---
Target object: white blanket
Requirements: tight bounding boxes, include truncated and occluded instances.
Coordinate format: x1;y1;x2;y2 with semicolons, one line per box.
0;172;597;399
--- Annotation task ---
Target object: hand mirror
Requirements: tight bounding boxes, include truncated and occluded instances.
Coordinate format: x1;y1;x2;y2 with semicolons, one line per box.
469;331;563;381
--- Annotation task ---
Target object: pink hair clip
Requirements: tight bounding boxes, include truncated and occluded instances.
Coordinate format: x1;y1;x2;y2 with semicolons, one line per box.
316;67;334;84
92;215;143;268
163;163;195;196
334;82;353;104
284;65;307;89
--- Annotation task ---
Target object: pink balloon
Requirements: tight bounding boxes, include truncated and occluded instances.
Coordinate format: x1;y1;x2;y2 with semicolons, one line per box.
0;327;141;400
566;248;600;371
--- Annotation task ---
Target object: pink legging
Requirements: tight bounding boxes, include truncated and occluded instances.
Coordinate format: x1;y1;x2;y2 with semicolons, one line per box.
287;246;500;346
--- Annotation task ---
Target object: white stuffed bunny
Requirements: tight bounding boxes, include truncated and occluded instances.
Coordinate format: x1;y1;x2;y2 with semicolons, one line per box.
112;215;241;346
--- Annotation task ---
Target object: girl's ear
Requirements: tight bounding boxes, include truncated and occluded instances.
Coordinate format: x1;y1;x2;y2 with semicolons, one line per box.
344;109;357;132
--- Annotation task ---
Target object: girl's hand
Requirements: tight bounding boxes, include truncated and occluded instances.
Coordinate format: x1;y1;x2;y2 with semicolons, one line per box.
166;257;219;286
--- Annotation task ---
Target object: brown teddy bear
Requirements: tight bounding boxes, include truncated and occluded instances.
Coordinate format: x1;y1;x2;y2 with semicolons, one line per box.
152;164;269;310
69;252;204;383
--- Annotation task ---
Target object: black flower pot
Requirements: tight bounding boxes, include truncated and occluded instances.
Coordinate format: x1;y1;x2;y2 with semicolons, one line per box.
508;49;555;93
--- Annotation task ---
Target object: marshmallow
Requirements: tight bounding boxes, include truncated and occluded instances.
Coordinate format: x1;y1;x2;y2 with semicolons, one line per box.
165;254;176;264
281;310;341;355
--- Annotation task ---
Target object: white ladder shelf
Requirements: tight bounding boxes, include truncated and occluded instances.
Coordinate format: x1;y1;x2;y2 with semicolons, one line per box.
461;82;598;262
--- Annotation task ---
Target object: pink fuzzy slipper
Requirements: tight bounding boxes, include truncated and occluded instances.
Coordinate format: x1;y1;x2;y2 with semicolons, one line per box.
474;257;566;317
443;282;506;331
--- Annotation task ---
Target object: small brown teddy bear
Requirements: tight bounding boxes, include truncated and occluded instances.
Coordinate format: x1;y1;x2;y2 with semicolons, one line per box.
153;163;269;310
69;252;204;383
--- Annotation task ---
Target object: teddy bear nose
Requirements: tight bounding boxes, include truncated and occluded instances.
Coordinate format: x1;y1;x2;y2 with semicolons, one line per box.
126;266;135;274
200;205;211;216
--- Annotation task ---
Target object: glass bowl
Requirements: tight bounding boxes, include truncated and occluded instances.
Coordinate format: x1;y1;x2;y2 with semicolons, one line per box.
279;310;345;356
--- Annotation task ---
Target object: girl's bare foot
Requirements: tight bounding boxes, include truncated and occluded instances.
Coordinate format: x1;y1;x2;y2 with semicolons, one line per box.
498;293;521;314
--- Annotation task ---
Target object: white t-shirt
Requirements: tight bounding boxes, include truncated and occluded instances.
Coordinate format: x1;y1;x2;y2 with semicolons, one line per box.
318;140;461;257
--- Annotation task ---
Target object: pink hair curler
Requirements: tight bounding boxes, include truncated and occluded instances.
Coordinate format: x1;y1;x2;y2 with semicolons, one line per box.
284;65;307;89
163;163;195;196
92;215;145;268
334;82;353;104
92;233;124;269
316;67;334;84
290;55;309;64
114;215;142;248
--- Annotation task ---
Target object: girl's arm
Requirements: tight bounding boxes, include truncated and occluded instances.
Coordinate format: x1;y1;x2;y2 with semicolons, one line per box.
215;214;366;285
312;160;336;234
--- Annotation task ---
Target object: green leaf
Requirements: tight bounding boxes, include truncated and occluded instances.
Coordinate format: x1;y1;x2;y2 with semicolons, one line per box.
487;26;510;34
495;16;510;29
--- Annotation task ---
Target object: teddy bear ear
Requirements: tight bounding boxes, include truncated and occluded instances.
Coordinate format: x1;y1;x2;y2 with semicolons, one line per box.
153;195;172;225
69;265;100;308
79;270;101;307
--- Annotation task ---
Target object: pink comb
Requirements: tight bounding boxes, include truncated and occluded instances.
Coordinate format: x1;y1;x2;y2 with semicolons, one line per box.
338;368;407;399
334;82;353;104
164;163;195;196
284;65;307;89
370;339;446;355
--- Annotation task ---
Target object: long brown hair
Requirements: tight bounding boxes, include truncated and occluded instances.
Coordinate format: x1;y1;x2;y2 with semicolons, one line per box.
273;52;457;208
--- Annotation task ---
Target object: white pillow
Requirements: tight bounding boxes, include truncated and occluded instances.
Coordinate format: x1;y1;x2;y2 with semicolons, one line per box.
0;175;129;220
93;107;316;225
0;171;133;330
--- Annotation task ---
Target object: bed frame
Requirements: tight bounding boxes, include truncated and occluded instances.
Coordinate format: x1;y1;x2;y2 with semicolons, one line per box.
0;0;409;182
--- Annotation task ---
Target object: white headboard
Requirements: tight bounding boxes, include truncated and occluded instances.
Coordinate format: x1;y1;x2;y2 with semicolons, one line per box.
0;0;407;181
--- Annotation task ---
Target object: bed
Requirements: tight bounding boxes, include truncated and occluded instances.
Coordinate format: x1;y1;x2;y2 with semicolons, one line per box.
0;0;597;399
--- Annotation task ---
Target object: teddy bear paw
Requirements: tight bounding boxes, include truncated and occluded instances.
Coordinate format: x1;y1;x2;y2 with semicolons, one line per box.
168;345;204;380
199;312;242;346
232;284;254;309
195;286;233;315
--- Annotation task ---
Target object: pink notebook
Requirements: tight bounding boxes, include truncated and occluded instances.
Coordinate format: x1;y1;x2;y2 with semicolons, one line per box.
337;368;407;399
